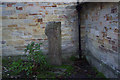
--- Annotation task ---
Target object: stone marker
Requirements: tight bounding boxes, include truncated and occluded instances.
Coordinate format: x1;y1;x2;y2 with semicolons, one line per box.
45;21;62;65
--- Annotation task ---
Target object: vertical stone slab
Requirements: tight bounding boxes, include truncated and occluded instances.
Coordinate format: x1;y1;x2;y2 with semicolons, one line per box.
45;21;62;65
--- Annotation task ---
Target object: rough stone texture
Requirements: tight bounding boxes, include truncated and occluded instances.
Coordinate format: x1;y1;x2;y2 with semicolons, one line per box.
45;21;61;65
80;2;119;78
85;50;118;78
1;2;78;58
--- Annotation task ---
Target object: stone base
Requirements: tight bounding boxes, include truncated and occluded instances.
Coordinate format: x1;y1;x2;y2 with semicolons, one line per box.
48;55;62;65
85;50;119;78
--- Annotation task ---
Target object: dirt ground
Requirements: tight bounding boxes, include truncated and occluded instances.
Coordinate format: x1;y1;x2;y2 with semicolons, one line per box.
60;57;107;79
2;56;107;79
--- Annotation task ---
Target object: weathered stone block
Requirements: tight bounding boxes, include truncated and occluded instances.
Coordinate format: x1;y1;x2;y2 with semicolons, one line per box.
16;7;23;10
45;21;62;65
7;3;13;7
2;16;8;19
8;24;17;27
18;14;27;19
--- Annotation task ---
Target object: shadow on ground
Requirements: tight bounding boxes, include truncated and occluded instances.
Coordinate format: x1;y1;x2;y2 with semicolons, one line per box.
2;56;107;79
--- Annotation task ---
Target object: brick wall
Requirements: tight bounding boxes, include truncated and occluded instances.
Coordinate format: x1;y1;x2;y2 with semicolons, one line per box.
1;2;120;78
1;2;78;57
80;2;119;77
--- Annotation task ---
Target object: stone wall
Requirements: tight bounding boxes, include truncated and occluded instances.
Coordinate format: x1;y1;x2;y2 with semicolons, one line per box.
1;2;78;58
2;2;119;78
80;2;119;78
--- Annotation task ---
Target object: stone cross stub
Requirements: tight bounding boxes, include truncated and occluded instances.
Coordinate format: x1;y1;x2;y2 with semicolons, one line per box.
45;21;62;65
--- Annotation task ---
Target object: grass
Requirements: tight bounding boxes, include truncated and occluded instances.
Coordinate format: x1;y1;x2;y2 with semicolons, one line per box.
36;64;74;78
69;55;78;61
2;56;74;78
2;55;108;79
37;71;56;78
43;64;74;78
92;67;107;78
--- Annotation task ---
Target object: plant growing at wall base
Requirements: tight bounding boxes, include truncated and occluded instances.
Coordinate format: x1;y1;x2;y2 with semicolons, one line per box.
8;59;34;76
24;42;49;71
7;41;49;77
